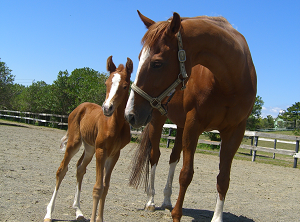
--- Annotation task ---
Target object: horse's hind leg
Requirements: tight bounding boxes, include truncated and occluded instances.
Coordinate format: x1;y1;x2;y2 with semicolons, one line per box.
211;121;246;222
73;142;95;220
161;127;183;210
44;133;82;222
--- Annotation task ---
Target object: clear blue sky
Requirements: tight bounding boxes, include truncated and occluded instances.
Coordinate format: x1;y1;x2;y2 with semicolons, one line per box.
1;0;299;118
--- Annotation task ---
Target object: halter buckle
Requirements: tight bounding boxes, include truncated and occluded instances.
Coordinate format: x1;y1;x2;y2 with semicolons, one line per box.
178;49;186;62
150;98;162;109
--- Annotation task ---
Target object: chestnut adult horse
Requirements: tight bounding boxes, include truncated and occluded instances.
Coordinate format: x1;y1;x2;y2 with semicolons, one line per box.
125;11;257;222
44;56;133;222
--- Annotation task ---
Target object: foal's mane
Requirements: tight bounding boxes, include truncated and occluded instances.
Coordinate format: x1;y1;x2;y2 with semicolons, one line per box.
141;15;232;48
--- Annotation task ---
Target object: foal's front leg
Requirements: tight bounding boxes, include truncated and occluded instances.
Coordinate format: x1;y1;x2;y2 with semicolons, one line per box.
98;151;120;220
91;147;106;222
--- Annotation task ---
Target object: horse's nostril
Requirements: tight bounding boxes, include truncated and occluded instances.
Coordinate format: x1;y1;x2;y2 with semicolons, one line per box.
126;113;135;125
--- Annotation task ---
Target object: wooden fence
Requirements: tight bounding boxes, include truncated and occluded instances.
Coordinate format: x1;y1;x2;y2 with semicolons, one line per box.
131;124;300;168
0;110;68;128
1;110;299;168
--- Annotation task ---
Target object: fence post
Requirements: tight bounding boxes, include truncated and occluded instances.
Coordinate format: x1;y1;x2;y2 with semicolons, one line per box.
293;139;299;168
273;139;277;159
252;136;258;162
166;128;173;148
250;136;253;156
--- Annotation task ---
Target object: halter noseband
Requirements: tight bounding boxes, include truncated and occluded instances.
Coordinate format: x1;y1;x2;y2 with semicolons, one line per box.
131;31;188;115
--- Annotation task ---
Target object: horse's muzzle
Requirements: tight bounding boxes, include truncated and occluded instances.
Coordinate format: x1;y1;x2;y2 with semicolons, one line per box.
125;111;152;128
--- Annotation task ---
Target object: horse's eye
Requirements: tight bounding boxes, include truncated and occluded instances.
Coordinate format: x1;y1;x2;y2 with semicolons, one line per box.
123;85;127;90
151;61;163;69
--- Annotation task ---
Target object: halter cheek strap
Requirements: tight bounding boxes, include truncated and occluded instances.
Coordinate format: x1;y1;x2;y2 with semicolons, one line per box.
131;31;188;115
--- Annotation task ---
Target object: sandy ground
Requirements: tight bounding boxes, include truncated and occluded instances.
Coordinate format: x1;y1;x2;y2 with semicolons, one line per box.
0;119;299;222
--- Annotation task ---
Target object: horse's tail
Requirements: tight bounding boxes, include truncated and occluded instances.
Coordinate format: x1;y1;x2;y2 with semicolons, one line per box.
129;124;151;191
60;130;69;151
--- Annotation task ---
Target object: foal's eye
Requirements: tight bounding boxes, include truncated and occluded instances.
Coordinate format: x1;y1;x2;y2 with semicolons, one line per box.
151;61;163;69
123;85;127;90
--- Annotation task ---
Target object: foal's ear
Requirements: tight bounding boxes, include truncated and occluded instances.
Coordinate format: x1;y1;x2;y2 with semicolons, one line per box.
106;55;116;73
126;57;133;77
137;10;155;29
166;12;181;37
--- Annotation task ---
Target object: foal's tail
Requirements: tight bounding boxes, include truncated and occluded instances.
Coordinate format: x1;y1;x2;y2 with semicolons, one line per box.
60;131;69;151
129;124;151;191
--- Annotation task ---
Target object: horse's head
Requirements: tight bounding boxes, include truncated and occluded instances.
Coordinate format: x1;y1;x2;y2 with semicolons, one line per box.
125;11;185;128
103;56;133;117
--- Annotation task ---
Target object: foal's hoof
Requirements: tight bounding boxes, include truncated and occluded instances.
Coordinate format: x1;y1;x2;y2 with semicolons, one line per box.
44;219;52;222
145;204;156;212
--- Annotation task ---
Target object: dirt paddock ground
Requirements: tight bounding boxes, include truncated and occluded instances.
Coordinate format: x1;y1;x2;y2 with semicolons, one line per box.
0;119;299;222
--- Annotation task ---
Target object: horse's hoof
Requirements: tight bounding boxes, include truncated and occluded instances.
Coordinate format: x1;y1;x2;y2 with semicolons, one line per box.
44;219;52;222
77;216;86;221
145;204;156;212
161;204;172;211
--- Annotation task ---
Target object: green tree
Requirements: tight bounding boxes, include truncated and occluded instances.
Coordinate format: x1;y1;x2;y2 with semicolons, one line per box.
51;70;73;115
280;102;300;132
0;59;15;109
27;81;52;113
246;95;264;130
260;115;275;129
51;68;108;115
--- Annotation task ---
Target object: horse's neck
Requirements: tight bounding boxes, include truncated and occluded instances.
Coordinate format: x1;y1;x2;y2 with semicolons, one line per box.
183;19;248;92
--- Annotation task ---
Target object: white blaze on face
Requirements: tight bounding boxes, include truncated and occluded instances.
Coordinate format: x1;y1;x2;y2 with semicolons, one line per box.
104;73;121;107
125;47;150;114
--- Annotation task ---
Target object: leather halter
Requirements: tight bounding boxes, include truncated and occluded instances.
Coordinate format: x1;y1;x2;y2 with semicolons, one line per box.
131;31;188;115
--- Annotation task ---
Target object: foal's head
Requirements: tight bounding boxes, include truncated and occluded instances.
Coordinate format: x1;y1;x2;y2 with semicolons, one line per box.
102;56;133;117
125;11;183;128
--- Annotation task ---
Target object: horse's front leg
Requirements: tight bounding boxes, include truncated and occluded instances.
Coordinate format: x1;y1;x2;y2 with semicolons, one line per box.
172;112;202;222
145;112;166;211
91;147;106;222
161;127;183;210
98;150;120;220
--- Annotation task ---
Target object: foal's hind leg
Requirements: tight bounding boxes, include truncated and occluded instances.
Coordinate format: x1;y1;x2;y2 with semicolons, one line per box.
44;134;82;222
161;127;183;210
73;142;95;220
211;121;246;222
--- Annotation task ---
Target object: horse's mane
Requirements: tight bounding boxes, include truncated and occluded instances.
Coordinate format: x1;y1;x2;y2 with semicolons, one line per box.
141;21;170;48
141;15;232;48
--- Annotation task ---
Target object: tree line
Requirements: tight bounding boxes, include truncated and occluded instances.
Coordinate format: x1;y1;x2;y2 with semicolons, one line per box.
1;59;299;133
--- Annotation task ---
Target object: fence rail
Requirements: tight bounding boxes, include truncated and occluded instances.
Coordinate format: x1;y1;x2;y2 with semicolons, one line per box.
132;124;300;168
0;110;68;128
1;110;299;168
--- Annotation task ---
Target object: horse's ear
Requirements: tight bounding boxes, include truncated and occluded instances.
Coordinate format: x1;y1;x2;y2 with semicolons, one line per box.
106;56;116;73
137;10;155;29
126;57;133;80
166;12;181;37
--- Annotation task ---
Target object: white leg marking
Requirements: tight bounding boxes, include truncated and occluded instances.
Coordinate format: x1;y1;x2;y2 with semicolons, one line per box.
73;184;84;219
103;73;121;108
162;160;178;209
44;188;58;220
211;194;224;222
125;47;150;115
145;163;156;211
